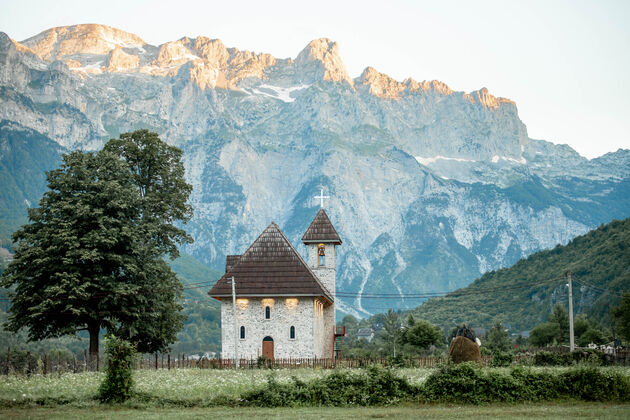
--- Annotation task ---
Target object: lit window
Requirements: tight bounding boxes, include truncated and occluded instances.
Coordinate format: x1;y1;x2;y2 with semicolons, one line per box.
318;244;325;266
240;326;245;339
265;306;270;319
290;326;296;339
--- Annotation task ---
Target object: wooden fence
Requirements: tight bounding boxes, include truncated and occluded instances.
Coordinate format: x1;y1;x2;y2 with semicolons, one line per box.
135;355;456;370
2;348;630;374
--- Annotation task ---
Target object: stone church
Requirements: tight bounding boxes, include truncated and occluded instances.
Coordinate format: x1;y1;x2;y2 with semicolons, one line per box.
208;208;342;359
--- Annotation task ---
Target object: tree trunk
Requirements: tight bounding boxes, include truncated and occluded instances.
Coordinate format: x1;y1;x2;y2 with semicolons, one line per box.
88;322;99;370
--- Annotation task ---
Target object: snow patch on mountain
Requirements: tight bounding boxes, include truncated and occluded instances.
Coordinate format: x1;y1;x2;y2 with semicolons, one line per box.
247;84;311;103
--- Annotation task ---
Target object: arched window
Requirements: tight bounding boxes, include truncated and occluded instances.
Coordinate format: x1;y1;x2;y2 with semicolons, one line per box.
290;326;296;339
318;243;325;266
240;326;245;339
265;306;271;319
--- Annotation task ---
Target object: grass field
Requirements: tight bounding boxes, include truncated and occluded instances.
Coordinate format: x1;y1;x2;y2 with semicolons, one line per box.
1;402;630;419
1;366;629;417
0;368;435;405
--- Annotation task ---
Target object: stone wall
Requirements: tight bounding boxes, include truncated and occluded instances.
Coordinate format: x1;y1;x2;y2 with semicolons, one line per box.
307;242;337;358
307;243;336;298
221;297;317;359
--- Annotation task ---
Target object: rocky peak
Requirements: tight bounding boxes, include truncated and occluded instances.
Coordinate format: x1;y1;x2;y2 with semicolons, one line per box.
404;78;453;95
106;47;140;72
356;67;456;99
466;87;515;108
356;66;404;98
295;38;352;85
192;36;229;68
153;39;199;72
20;24;146;61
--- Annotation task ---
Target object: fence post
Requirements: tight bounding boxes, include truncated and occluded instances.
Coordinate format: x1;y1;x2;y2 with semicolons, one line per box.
5;347;10;375
168;354;171;370
26;351;31;376
155;353;158;370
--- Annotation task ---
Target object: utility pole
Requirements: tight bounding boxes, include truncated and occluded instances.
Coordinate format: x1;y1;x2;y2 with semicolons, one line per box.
567;271;575;352
230;276;239;368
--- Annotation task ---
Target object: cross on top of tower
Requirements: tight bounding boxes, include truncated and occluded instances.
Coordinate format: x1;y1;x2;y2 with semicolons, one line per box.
314;188;330;208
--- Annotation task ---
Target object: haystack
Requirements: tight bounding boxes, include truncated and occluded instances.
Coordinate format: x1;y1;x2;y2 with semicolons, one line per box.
449;325;481;363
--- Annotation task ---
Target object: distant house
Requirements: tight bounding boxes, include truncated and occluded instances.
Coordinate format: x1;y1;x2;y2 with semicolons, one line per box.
473;327;487;338
357;328;375;342
520;331;530;338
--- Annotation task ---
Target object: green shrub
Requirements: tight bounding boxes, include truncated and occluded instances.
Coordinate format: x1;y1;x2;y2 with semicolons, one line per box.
420;363;630;404
256;355;271;369
561;366;630;401
534;351;572;366
388;353;417;368
421;362;523;404
533;350;606;366
97;336;136;403
241;365;417;407
0;350;39;374
490;351;514;367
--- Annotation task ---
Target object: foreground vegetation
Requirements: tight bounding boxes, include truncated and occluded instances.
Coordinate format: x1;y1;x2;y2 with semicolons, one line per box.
1;365;629;409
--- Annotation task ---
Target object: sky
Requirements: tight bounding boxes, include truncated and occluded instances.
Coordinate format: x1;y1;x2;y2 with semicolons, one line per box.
1;0;629;158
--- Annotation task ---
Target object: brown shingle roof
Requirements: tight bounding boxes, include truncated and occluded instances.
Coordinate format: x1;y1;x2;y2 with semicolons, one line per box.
209;222;332;302
225;255;240;272
301;208;342;244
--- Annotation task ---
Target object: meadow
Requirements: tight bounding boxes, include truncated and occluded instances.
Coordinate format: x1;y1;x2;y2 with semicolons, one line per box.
1;365;629;408
0;368;433;406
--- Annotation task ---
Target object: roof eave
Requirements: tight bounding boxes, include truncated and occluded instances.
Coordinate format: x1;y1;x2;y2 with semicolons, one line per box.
210;293;333;305
302;239;342;245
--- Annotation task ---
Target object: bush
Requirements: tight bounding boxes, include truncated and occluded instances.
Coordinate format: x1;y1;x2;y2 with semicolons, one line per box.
561;366;630;401
490;351;514;367
419;363;630;404
421;362;523;404
98;336;136;403
257;355;271;369
241;365;417;406
388;353;417;368
0;350;39;374
534;351;571;366
533;350;606;366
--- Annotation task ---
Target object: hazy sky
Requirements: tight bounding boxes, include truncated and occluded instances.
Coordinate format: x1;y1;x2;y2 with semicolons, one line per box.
1;0;629;158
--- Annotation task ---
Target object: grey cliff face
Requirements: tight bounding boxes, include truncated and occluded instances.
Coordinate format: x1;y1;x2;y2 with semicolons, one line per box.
1;25;629;317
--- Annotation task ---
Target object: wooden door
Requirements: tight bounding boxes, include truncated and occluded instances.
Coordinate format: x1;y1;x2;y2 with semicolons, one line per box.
262;336;274;359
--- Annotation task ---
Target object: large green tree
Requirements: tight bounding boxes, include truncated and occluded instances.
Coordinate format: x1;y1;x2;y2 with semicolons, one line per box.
486;320;511;353
402;319;442;352
528;322;562;347
1;130;192;359
382;309;402;356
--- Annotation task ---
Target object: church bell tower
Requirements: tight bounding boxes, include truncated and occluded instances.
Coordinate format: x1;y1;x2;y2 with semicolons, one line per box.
301;207;342;298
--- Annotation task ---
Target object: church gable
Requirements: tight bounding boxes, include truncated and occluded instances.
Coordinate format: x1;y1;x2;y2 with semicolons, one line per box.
209;222;332;302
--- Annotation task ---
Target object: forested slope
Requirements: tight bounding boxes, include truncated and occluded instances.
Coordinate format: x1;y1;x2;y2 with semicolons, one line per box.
408;218;630;331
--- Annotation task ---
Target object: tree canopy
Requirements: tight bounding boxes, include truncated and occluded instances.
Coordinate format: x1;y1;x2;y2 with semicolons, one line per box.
402;318;442;351
1;130;192;358
486;320;511;353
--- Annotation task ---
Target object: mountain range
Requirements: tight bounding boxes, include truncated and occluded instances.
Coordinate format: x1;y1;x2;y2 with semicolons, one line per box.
1;24;629;318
